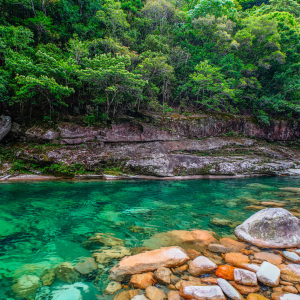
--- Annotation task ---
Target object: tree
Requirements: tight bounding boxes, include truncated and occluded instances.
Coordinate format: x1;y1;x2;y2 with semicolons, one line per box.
189;60;236;111
78;53;146;115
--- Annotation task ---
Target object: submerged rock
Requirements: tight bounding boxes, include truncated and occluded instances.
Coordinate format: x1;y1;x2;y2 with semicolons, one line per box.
104;281;122;294
12;275;41;299
143;230;217;251
93;246;131;264
235;208;300;248
55;262;79;283
74;257;97;275
109;247;189;281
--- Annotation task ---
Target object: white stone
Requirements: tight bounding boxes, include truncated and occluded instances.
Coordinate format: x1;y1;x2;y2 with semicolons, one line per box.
283;251;300;262
132;295;148;300
278;294;300;300
241;264;260;272
217;278;241;300
52;287;82;300
189;256;217;276
182;286;226;300
256;261;280;287
234;268;257;286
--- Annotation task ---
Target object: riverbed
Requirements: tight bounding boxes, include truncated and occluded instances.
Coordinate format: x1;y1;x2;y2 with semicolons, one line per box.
1;177;300;299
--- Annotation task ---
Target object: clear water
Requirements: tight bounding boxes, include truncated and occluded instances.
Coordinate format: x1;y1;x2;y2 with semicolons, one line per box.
1;177;300;299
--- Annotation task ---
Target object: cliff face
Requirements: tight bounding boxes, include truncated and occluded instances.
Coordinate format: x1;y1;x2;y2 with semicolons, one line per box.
1;113;300;179
20;114;300;145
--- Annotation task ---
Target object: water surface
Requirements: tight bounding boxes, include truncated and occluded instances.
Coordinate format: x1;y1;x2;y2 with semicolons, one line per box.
1;177;300;299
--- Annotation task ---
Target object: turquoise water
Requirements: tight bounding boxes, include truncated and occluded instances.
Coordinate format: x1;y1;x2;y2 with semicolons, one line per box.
0;177;300;299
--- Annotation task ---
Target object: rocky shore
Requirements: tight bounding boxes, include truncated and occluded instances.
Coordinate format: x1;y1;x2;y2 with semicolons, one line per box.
11;207;300;300
1;113;300;179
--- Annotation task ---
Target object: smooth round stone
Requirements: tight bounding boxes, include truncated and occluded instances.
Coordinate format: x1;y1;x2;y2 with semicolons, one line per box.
257;261;280;287
272;293;300;300
235;208;300;248
217;278;241;300
234;268;258;286
283;251;300;263
188;256;217;277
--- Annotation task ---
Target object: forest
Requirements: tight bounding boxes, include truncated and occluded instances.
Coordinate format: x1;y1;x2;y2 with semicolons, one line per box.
1;0;300;125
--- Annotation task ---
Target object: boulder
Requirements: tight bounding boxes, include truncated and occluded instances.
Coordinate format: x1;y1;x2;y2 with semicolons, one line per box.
279;264;300;283
189;256;217;277
74;257;97;275
234;208;300;248
217;278;242;300
144;230;217;251
145;286;167;300
12;275;41;299
129;272;156;289
234;269;257;286
256;261;280;287
109;247;189;281
179;284;226;300
0;115;11;141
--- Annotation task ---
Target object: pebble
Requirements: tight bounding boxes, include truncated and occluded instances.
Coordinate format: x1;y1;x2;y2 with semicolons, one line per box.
224;253;250;267
180;284;226;300
154;267;172;285
247;293;269;300
188;256;217;277
167;290;181;300
145;286;167;300
129;272;156;289
253;252;283;265
257;261;280;287
208;244;229;253
234;268;258;286
104;282;122;294
215;265;236;280
217;278;242;300
279;264;300;283
229;281;260;295
283;251;300;263
132;296;148;300
282;285;299;294
272;293;300;300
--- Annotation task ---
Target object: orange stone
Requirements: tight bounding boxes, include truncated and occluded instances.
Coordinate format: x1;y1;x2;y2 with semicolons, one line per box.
224;253;250;267
229;281;260;295
253;252;283;266
129;272;156;289
186;249;201;260
201;277;218;284
219;238;246;252
215;265;236;280
247;293;269;300
282;286;298;294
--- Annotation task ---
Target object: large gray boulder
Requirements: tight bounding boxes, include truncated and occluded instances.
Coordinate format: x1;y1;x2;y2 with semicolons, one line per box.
234;208;300;248
0;116;11;141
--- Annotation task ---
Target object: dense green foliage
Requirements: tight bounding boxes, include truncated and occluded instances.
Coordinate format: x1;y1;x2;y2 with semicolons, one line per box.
1;0;300;124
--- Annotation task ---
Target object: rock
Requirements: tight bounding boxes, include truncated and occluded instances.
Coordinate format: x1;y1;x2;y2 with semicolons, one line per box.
234;269;258;286
280;264;300;283
280;280;294;286
85;233;123;247
247;293;269;300
93;246;131;264
144;230;217;252
130;272;156;289
215;265;236;280
224;253;250;267
208;244;229;253
173;264;188;275
188;256;217;277
52;286;82;300
234;208;300;248
114;290;141;300
201;277;218;284
179;284;226;300
55;262;79;283
154;267;172;284
217;278;242;300
110;247;189;281
279;187;300;193
229;281;260;295
132;296;149;300
0;116;11;141
282;286;298;294
245;206;266;211
272;293;300;300
145;286;167;300
253;252;283;265
186;249;201;260
25;126;59;142
211;218;234;227
12;275;41;299
282;251;300;263
256;261;280;287
219;238;246;252
104;281;122;294
41;269;55;286
74;257;97;275
168;290;182;300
